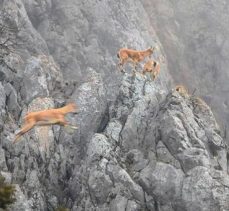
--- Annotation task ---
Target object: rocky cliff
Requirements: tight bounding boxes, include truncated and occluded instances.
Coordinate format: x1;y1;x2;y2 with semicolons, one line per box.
0;0;228;211
142;0;229;136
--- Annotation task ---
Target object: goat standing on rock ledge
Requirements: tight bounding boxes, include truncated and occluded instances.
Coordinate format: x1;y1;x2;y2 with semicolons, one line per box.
142;59;160;81
117;47;155;73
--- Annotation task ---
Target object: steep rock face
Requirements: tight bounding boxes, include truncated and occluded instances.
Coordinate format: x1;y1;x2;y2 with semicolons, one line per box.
69;73;229;211
0;0;171;210
21;0;172;99
142;0;229;135
0;0;228;211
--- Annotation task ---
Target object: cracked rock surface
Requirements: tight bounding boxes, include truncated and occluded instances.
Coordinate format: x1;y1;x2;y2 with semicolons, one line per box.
142;0;229;136
0;1;228;211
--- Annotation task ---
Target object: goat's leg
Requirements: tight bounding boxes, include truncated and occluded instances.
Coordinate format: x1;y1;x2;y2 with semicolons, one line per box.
117;62;122;71
14;122;35;143
58;117;78;130
120;66;125;73
152;74;156;81
36;118;77;130
134;62;137;71
117;59;126;73
118;63;125;73
142;68;148;75
36;119;60;126
151;71;156;81
154;71;158;80
65;124;78;130
132;61;138;74
63;124;78;134
153;69;159;81
120;60;126;73
62;121;78;130
142;69;147;79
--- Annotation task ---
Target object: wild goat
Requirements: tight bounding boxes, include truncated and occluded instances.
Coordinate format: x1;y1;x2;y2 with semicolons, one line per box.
175;85;209;111
14;103;78;143
117;47;155;72
175;85;189;98
142;59;160;80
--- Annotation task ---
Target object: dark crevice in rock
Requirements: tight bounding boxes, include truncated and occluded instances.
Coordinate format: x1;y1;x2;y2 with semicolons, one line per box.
97;103;110;133
154;199;159;211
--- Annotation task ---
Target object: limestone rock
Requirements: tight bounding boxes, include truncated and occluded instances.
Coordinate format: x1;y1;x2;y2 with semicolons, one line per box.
0;1;228;211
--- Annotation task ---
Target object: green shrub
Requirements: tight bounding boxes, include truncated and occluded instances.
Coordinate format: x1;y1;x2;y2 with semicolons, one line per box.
0;175;16;209
55;206;70;211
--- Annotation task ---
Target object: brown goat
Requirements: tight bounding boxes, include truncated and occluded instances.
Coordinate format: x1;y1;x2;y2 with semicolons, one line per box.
14;103;78;143
175;85;189;98
142;59;160;80
191;97;210;112
117;47;155;72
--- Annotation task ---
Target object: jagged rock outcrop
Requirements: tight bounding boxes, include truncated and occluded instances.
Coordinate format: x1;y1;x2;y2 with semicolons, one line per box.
69;72;228;211
142;0;229;136
0;0;228;211
21;0;172;100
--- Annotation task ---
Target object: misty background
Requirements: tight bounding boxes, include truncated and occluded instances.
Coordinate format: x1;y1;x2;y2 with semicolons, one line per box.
0;0;229;210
